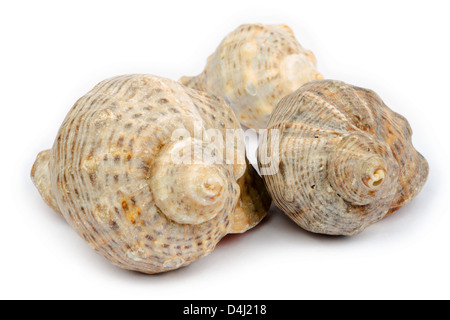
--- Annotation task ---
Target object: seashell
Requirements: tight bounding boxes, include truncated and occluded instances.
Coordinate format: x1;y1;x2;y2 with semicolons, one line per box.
258;80;429;236
180;23;323;130
31;74;271;274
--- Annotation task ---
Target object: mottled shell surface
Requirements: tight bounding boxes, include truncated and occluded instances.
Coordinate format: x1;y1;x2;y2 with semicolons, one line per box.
258;80;429;236
180;24;323;130
31;74;270;274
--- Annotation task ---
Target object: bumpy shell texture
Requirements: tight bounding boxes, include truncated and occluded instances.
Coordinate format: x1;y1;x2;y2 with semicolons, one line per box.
258;80;429;236
31;74;270;274
180;24;323;130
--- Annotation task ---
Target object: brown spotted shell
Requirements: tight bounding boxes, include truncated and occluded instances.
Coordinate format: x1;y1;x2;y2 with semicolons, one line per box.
31;74;270;274
180;24;323;130
258;80;429;236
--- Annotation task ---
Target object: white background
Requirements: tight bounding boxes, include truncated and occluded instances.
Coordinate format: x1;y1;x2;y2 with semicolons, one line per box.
1;0;449;300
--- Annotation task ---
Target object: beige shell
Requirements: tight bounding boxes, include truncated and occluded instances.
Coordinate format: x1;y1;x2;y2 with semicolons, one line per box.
180;23;323;130
31;74;271;274
258;80;429;236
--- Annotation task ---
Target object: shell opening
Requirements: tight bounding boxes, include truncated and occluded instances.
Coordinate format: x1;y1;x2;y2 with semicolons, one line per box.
202;176;224;198
365;169;385;188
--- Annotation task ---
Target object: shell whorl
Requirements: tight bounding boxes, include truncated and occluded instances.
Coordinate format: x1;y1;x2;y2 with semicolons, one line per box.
32;74;270;273
149;138;233;225
180;23;323;130
327;133;398;206
258;80;428;235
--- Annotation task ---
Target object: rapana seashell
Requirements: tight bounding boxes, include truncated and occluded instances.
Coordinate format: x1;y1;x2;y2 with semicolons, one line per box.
258;80;428;236
180;23;323;130
31;74;271;274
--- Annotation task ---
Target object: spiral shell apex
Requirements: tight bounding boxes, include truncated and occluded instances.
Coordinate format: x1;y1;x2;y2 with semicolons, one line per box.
258;80;429;236
31;74;271;274
180;23;323;130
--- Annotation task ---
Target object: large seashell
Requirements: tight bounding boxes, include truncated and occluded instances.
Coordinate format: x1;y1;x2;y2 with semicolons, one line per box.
31;74;270;274
258;80;429;236
180;24;323;130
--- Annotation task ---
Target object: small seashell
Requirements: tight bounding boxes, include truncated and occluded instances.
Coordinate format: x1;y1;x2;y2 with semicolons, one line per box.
180;24;323;130
31;74;271;274
258;80;429;236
